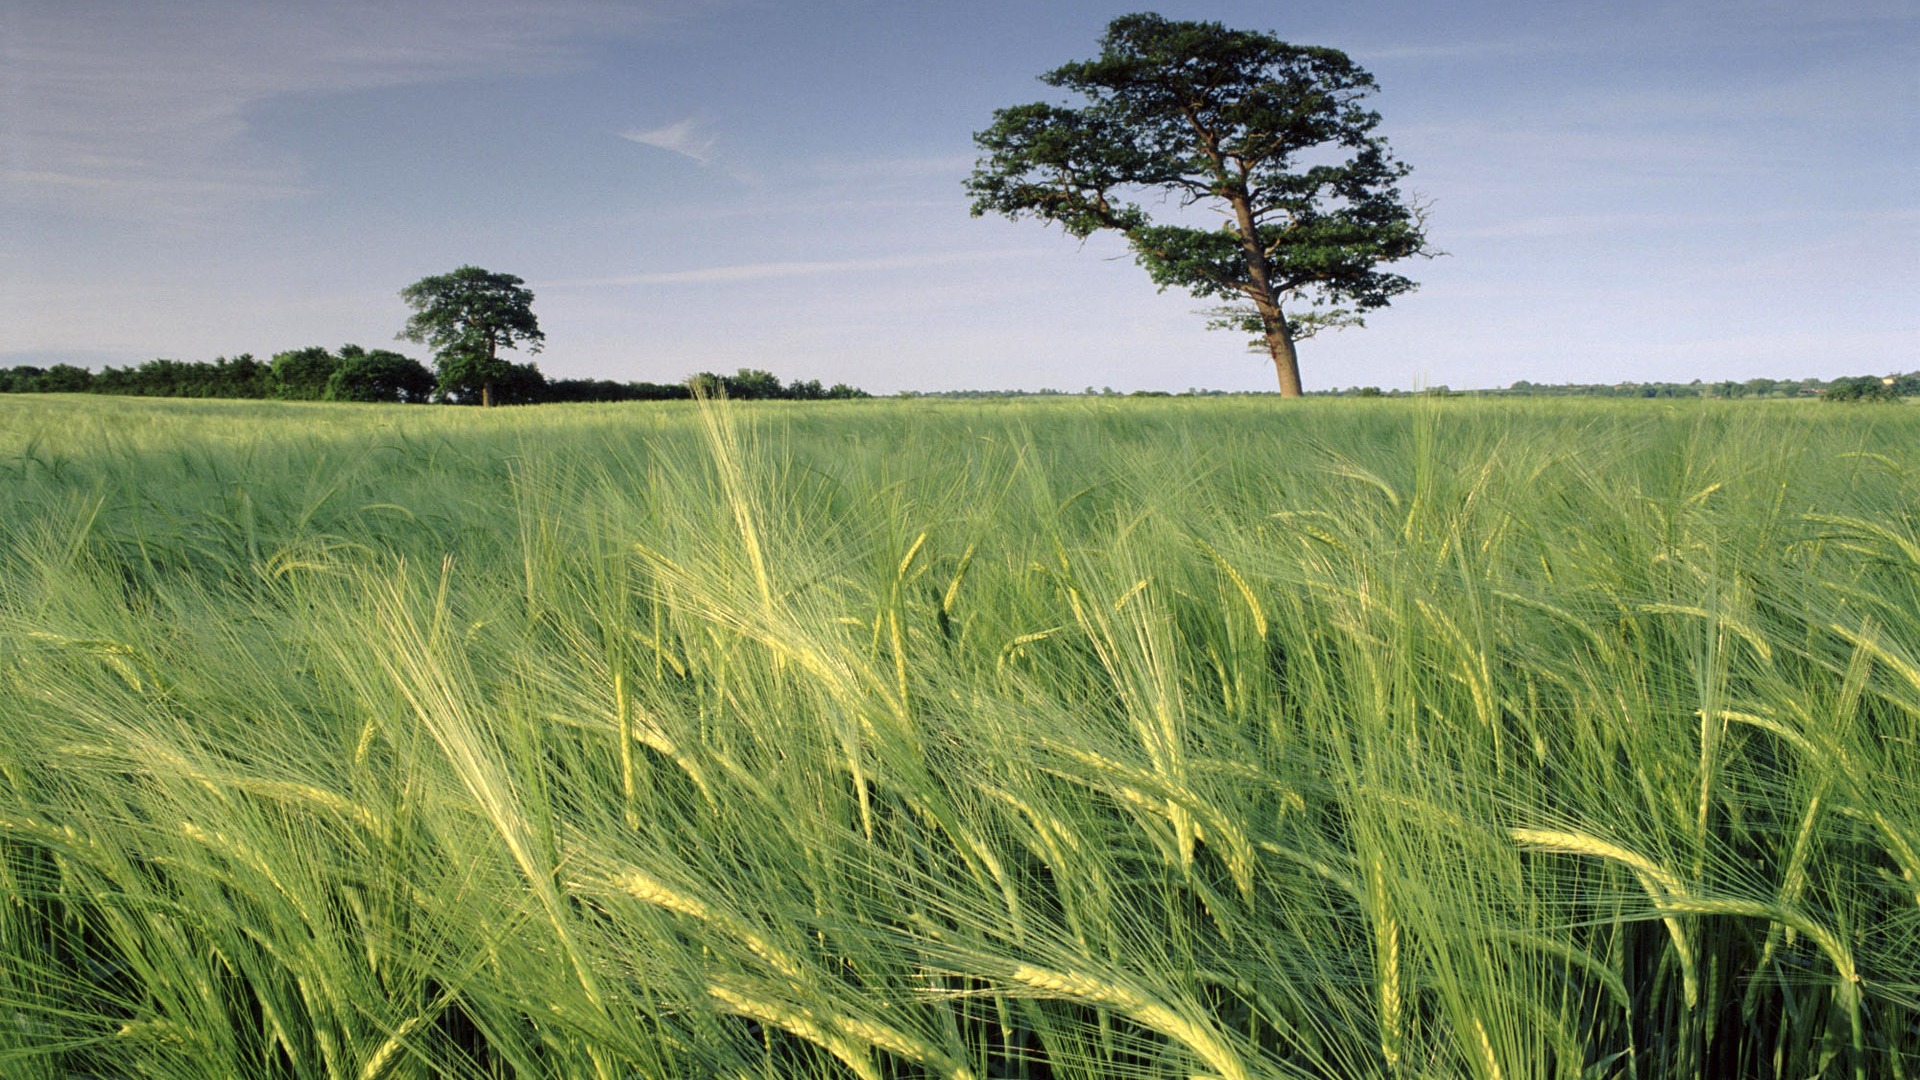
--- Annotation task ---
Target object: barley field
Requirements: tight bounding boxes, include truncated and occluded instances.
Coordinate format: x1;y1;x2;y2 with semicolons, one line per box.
1;393;1915;1079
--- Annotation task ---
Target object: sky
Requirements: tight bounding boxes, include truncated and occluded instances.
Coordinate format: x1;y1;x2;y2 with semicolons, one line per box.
3;0;1915;394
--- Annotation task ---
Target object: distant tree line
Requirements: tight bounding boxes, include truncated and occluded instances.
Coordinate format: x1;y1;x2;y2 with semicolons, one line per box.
541;369;870;404
898;374;1920;401
1816;375;1915;403
9;352;1906;404
385;265;869;406
1466;373;1919;401
1313;373;1920;400
0;351;870;405
0;348;437;402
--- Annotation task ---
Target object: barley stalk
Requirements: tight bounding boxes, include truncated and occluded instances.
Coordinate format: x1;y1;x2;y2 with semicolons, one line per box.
1006;965;1251;1080
1512;828;1698;1009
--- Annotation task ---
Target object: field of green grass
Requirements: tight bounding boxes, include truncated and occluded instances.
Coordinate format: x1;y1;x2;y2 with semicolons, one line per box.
1;393;1916;1079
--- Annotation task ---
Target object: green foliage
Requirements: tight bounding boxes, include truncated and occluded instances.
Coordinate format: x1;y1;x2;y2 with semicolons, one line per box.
0;363;94;393
45;363;93;393
1;395;1915;1078
688;368;872;401
542;377;692;403
0;347;431;404
1353;372;1919;400
324;346;435;403
968;13;1431;392
1821;375;1901;402
398;265;545;406
90;354;273;398
434;355;547;406
0;356;869;405
712;366;783;400
268;346;341;400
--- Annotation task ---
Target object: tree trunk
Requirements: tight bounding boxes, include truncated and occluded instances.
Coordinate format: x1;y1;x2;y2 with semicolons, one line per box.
1263;316;1304;397
483;337;497;407
1223;192;1305;397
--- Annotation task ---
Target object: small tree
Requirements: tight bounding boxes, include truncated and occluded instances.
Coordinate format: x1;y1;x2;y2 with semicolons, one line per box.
398;266;545;407
723;368;785;400
785;378;828;401
967;13;1432;395
1820;376;1899;403
212;354;273;398
40;364;95;393
428;358;545;406
326;347;435;403
270;346;340;400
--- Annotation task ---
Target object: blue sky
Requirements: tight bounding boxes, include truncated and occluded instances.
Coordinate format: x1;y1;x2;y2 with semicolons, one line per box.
4;0;1914;393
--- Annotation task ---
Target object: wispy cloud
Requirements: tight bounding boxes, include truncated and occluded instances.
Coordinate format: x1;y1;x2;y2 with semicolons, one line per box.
1;0;679;217
1441;206;1909;242
549;250;1025;287
800;154;977;182
1356;37;1575;63
620;118;719;165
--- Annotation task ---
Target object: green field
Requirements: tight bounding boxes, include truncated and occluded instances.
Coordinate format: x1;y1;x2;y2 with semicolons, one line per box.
2;393;1915;1078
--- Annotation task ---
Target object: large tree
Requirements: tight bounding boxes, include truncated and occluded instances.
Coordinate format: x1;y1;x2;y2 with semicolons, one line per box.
967;13;1432;396
398;266;545;406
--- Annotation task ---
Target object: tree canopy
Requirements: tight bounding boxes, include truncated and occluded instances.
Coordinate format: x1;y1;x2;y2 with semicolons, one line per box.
270;347;341;400
398;266;545;406
326;346;436;403
967;12;1432;395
